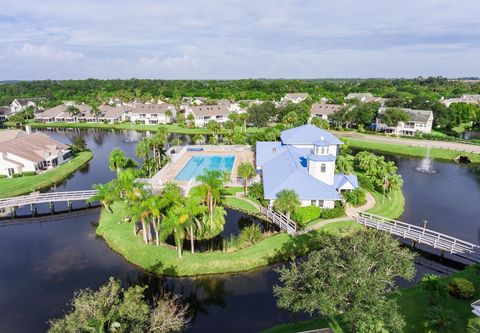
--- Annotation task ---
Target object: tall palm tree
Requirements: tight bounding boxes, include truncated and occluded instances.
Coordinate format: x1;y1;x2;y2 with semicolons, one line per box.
424;305;458;331
237;162;256;196
150;128;167;171
421;274;447;305
192;134;204;145
179;196;207;253
274;189;300;219
136;138;151;176
109;148;128;174
196;170;224;225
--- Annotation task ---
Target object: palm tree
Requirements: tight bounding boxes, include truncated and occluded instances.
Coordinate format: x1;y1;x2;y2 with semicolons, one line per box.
150;128;167;171
192;134;204;145
161;206;189;258
186;113;195;128
421;274;448;305
179;196;207;253
223;120;235;135
206;120;221;142
89;182;118;213
196;170;224;225
109;148;128;174
386;173;403;197
237;162;256;196
424;305;458;331
136;138;151;176
274;189;300;219
170;137;183;147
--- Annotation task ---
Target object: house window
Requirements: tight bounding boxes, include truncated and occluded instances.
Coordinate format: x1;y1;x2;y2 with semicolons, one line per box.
318;200;324;208
311;200;316;206
7;168;14;176
320;164;326;172
321;147;325;154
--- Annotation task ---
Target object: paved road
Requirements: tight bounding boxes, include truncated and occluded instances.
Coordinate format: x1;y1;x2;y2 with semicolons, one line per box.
334;131;480;154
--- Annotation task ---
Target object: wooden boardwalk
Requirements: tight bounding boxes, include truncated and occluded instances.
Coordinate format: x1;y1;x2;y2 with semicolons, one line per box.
355;212;480;262
0;190;98;210
260;206;297;235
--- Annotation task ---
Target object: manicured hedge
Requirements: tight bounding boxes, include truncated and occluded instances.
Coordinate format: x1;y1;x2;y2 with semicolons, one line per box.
292;206;321;224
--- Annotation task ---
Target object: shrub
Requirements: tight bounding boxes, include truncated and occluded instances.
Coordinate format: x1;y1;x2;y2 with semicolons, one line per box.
238;224;262;249
292;206;321;225
0;175;7;179
467;317;480;333
320;206;345;219
342;188;366;206
12;173;22;178
448;278;475;299
22;171;37;176
248;182;268;207
357;173;374;192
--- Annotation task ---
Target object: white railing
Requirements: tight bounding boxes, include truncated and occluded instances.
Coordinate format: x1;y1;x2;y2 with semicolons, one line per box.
260;206;297;235
0;190;98;209
356;212;480;256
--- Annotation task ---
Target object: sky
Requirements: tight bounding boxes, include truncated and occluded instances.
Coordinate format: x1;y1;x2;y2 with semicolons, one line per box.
0;0;479;80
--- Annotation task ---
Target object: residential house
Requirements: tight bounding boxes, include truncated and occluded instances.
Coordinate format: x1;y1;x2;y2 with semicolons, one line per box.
256;125;358;208
127;103;176;125
98;105;127;124
280;93;310;105
375;107;433;135
440;94;480;107
0;106;11;121
186;104;230;127
346;93;386;105
310;103;342;121
0;129;71;177
10;97;46;113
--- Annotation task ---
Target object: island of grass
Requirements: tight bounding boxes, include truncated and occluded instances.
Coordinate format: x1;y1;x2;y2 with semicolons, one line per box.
0;151;93;198
96;201;361;276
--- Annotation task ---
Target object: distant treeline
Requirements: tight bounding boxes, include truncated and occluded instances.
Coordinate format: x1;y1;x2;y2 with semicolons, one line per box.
1;77;480;107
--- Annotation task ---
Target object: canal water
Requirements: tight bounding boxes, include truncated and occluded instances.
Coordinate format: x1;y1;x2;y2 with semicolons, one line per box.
0;128;479;333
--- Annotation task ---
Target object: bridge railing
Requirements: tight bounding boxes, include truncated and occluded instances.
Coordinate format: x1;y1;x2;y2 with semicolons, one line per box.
0;190;99;209
260;206;297;235
357;212;480;255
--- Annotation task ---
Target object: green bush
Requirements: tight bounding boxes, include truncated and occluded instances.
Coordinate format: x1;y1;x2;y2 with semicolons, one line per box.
467;317;480;333
22;171;37;177
292;206;321;224
0;175;7;179
12;173;22;178
448;278;475;299
238;224;262;249
342;188;366;206
320;206;345;219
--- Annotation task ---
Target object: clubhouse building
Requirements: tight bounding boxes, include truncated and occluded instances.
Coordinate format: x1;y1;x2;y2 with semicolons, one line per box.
256;125;358;208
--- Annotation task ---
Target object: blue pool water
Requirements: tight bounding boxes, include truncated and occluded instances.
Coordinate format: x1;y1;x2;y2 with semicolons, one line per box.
175;155;235;180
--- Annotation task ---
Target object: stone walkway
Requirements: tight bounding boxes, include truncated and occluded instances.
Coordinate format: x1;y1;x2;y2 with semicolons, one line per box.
301;192;376;234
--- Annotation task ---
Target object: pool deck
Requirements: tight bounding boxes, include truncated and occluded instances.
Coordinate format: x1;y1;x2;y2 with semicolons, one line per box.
151;145;254;191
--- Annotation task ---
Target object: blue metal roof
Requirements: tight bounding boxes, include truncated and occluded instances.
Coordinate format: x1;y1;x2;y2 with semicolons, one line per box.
307;154;337;162
334;174;359;190
313;139;330;147
255;141;284;169
280;125;344;146
261;145;341;201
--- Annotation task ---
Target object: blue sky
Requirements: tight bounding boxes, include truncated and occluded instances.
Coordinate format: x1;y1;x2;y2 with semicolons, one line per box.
0;0;479;80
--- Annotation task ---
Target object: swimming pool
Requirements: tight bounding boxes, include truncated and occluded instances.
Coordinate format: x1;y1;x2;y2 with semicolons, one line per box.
175;155;236;180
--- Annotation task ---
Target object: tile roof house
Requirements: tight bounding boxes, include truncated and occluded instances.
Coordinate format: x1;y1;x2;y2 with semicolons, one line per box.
310;103;342;120
280;93;310;104
375;107;434;135
35;104;93;123
126;103;176;125
10;97;46;113
0;106;12;121
97;105;128;124
440;94;480;107
0;130;71;176
346;93;386;105
256;125;358;208
186;104;231;127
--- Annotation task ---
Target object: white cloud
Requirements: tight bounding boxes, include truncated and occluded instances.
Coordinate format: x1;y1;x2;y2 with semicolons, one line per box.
9;43;85;63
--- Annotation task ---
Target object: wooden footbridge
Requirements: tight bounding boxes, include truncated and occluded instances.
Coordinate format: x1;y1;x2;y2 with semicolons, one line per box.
355;212;480;263
0;190;99;213
260;206;297;235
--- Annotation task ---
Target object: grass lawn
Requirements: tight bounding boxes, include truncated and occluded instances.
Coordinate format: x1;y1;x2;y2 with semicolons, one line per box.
367;188;405;219
0;151;93;198
397;265;480;332
96;201;357;276
5;120;262;135
223;197;259;213
346;137;480;163
262;318;345;333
